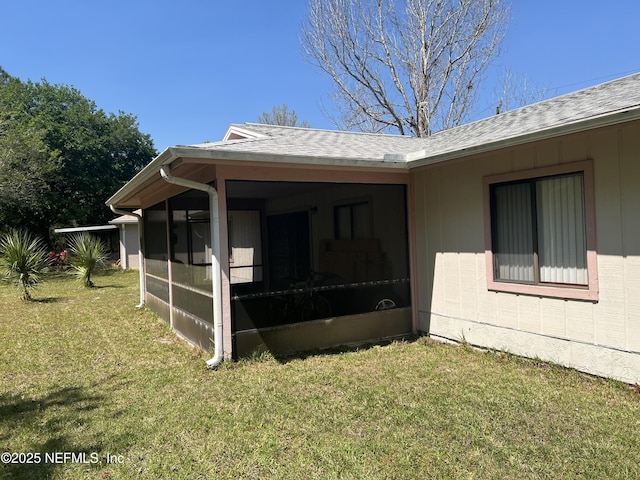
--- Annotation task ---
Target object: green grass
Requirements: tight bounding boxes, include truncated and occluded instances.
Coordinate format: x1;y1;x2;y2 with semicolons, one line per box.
1;270;639;479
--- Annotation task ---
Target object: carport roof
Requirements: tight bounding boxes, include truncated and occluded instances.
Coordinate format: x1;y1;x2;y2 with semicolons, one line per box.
107;72;640;208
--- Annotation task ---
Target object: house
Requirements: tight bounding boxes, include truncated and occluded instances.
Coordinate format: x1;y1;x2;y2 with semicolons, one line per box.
108;210;141;270
106;73;640;383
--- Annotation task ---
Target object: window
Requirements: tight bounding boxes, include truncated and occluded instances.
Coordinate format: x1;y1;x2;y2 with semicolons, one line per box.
483;161;598;301
334;201;371;239
171;209;211;266
228;210;263;284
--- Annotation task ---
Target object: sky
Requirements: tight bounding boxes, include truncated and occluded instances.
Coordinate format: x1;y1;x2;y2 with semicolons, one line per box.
2;1;640;153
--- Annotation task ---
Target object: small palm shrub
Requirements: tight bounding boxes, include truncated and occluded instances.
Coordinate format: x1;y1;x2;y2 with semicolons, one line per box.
0;229;50;301
68;232;108;288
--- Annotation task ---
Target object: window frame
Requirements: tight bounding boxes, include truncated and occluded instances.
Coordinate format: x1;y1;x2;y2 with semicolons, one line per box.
227;209;264;285
482;160;598;301
333;198;372;240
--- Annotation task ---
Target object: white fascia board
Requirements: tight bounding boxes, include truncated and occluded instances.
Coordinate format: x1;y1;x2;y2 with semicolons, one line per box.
222;125;268;141
108;216;139;225
54;225;118;233
168;145;408;169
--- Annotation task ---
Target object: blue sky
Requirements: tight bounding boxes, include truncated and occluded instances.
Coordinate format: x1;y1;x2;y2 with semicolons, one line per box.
3;1;640;152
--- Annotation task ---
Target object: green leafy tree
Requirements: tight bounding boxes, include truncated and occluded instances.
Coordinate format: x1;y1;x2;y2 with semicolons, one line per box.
0;69;156;243
0;74;60;230
0;229;50;301
67;232;108;288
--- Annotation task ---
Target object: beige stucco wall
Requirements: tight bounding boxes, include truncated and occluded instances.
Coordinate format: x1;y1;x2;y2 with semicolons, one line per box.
411;121;640;384
123;223;140;270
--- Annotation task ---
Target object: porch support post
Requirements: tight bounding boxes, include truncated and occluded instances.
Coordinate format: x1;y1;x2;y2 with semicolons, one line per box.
159;165;225;369
407;175;419;335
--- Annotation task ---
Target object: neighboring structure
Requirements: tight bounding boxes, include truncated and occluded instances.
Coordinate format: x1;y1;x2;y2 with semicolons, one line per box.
107;73;640;383
54;218;140;271
109;211;141;270
53;224;119;261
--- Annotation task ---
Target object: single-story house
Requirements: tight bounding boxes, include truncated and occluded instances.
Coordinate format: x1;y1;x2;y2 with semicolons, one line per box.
107;73;640;383
108;210;141;270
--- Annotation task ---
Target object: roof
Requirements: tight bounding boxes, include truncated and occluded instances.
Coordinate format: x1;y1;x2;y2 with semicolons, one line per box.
54;225;117;234
109;209;142;225
189;124;418;164
204;72;640;166
396;72;640;166
107;72;640;208
109;215;139;225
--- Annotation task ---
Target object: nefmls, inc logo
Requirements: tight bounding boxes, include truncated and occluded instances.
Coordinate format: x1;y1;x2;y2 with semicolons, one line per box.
44;452;100;464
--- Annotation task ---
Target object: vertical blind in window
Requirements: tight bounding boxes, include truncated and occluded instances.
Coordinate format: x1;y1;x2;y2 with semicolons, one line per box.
493;182;535;282
492;173;587;286
536;175;587;284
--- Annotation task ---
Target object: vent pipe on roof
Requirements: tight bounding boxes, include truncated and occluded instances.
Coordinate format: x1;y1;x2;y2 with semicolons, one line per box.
109;205;145;309
159;165;224;369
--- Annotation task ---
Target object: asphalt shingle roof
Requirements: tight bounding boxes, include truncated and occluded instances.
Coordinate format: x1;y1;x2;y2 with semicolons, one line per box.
106;73;640;207
187;72;640;165
188;125;419;163
405;72;640;164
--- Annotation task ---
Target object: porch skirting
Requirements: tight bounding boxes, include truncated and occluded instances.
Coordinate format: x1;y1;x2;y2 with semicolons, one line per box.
145;292;215;352
235;307;412;358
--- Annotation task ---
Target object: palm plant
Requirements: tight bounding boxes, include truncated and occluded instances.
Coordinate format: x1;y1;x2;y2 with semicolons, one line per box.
68;232;108;288
0;229;50;301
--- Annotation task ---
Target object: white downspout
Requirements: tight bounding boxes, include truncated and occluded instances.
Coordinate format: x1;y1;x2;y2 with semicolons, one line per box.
159;165;224;369
109;205;145;309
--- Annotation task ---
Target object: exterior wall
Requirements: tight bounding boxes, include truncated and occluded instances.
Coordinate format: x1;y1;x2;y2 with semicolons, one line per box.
120;223;140;270
141;193;219;356
411;121;640;384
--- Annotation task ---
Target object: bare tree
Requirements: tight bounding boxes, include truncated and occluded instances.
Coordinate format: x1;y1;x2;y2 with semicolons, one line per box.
493;67;550;114
302;0;509;137
258;104;311;127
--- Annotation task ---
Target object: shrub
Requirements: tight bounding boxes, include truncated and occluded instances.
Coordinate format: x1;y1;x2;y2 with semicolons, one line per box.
67;232;108;288
47;250;68;269
0;229;50;301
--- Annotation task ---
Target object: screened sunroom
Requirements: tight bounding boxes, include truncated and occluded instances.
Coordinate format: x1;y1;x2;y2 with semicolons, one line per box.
140;179;412;358
106;123;418;362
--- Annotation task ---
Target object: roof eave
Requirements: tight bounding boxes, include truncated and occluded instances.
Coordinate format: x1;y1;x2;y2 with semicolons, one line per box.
105;145;407;208
168;145;408;168
403;106;640;169
105;147;178;207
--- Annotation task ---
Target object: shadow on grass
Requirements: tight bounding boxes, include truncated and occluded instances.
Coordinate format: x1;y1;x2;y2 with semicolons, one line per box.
82;269;131;289
31;297;65;304
239;335;422;366
86;284;125;290
0;374;136;479
0;386;105;479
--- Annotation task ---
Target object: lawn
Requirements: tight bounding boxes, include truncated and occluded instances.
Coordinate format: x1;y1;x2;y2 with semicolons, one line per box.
1;270;639;479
